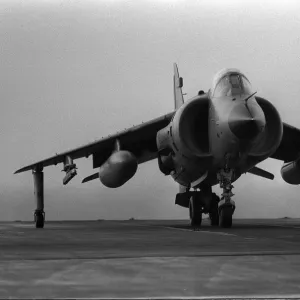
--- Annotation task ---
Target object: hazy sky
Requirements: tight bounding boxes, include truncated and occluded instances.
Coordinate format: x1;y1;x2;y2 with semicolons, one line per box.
1;0;300;221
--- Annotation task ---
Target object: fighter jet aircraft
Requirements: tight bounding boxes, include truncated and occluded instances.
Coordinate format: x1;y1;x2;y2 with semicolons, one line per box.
15;64;300;229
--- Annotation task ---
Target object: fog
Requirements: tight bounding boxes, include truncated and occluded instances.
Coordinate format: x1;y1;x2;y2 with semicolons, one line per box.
1;0;300;220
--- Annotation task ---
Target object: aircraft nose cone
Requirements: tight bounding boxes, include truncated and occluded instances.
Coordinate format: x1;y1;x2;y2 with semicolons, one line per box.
228;104;264;140
229;118;259;140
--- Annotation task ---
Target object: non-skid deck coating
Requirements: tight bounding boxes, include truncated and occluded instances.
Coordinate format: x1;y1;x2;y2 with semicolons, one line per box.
1;219;300;298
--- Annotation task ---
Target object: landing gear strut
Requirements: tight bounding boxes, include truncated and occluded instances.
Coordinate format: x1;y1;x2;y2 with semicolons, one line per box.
217;168;236;228
33;169;45;228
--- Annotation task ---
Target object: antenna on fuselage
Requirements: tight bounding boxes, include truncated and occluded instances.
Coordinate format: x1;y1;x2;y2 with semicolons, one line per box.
244;91;257;103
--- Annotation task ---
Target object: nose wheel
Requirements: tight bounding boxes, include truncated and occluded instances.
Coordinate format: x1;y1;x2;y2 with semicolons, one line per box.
217;168;236;228
219;205;233;228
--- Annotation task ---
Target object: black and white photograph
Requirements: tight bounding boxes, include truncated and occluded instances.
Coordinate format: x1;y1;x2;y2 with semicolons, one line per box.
1;0;300;298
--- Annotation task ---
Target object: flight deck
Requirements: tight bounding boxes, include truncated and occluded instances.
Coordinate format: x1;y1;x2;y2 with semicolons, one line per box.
1;219;300;298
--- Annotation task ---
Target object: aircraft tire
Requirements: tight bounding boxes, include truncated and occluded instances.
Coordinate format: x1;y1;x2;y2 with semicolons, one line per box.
219;206;233;228
210;210;219;226
35;213;45;229
209;194;219;226
189;195;202;227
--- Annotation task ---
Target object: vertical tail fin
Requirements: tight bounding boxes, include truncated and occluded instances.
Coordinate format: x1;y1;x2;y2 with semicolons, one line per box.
173;63;184;109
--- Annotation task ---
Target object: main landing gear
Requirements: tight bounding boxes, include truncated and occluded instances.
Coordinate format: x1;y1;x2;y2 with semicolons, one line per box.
209;193;219;226
189;193;202;227
187;187;234;228
188;187;220;228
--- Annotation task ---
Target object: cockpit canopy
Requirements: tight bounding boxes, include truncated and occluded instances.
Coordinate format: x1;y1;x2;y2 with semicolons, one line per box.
211;68;252;97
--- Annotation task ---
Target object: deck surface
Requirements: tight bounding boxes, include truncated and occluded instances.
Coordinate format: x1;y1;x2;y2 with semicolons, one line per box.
1;219;300;298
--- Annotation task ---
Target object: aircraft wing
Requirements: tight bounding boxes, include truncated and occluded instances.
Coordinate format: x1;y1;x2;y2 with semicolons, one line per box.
15;112;175;174
271;122;300;162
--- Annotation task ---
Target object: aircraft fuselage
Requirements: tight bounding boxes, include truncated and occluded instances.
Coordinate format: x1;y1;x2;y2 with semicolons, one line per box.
160;69;283;189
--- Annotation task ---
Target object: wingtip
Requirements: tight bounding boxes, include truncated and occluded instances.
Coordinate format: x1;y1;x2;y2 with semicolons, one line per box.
14;166;33;174
14;169;24;174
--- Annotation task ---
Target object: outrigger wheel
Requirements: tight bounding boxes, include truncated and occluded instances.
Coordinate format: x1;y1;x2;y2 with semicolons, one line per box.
189;194;202;227
34;211;45;228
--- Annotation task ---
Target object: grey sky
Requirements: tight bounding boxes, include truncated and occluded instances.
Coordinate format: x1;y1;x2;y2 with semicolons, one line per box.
1;0;300;221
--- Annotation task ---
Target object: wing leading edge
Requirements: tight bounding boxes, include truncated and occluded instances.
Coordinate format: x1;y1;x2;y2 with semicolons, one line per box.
15;112;175;174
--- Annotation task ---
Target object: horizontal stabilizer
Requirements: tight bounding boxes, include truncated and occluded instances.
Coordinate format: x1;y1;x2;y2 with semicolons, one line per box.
82;172;99;183
247;166;274;180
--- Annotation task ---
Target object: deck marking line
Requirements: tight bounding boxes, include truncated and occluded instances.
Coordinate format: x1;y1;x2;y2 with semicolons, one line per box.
160;226;238;236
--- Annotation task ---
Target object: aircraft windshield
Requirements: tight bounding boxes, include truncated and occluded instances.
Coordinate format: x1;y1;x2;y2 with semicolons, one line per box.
212;71;252;97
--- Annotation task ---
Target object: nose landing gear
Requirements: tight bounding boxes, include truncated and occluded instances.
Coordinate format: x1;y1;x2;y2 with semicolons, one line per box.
217;169;236;228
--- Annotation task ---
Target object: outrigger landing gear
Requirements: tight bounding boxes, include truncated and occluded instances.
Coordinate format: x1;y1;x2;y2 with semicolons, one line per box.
217;168;236;228
33;168;45;229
